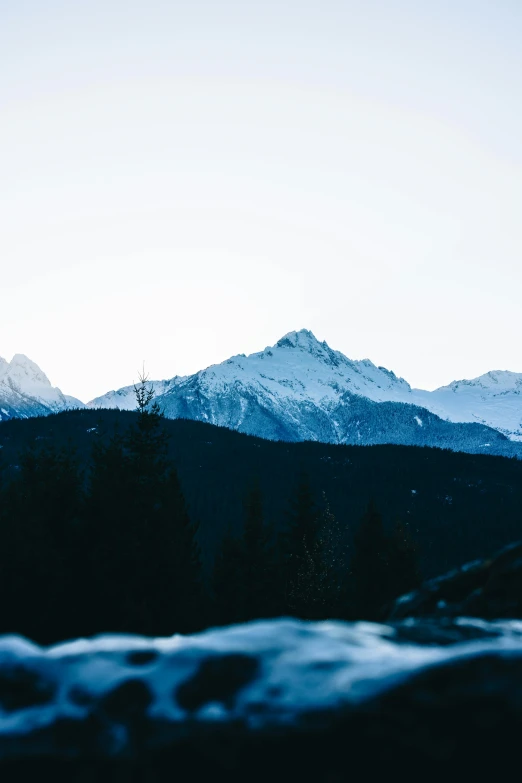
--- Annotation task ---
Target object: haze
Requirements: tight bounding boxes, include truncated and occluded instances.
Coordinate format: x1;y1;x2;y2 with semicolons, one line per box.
1;1;521;402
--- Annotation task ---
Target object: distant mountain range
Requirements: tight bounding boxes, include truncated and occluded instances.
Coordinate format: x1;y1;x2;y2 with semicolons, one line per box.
2;330;522;456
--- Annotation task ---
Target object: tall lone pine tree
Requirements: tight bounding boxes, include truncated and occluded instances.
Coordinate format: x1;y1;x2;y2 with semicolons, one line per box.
87;372;203;636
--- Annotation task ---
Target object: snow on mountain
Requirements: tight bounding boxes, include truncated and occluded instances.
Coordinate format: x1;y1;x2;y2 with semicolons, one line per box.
3;333;521;456
188;329;413;407
0;354;84;421
88;377;184;411
89;330;521;456
87;327;417;421
413;371;522;442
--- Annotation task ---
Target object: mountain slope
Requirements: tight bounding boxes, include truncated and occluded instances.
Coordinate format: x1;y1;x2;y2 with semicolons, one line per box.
88;330;521;457
88;377;183;410
415;371;522;442
4;332;520;454
0;354;83;421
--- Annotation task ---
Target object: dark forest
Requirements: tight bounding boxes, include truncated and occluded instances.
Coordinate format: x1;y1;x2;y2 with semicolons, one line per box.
0;386;521;644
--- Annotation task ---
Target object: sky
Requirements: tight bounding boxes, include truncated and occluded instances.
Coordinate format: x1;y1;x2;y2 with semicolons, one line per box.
1;0;521;402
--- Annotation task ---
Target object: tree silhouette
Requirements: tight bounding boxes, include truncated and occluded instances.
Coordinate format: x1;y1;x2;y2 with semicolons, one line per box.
282;472;323;617
347;500;390;620
212;479;276;625
386;519;421;602
0;443;84;642
87;370;202;635
212;526;245;625
347;501;421;620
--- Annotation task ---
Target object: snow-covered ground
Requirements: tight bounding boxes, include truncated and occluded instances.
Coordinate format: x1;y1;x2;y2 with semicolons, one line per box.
2;617;522;757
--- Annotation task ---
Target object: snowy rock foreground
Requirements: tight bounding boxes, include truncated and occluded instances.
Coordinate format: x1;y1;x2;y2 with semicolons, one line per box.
1;619;522;779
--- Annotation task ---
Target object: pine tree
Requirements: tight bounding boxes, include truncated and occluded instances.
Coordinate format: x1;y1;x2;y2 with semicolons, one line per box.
86;371;202;635
146;464;204;635
87;425;134;632
0;443;84;642
313;493;348;617
282;472;322;617
386;520;421;601
347;500;390;621
212;526;245;625
346;503;421;621
242;479;277;620
212;480;276;625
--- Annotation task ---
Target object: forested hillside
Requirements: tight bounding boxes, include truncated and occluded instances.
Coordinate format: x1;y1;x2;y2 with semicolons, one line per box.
1;403;521;643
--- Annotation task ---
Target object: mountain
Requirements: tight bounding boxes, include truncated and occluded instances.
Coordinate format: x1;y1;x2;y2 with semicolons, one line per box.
0;354;83;421
414;371;522;442
3;333;520;456
88;377;183;411
88;330;521;457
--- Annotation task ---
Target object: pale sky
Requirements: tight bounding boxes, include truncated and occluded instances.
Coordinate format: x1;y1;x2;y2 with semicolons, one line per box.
1;0;521;402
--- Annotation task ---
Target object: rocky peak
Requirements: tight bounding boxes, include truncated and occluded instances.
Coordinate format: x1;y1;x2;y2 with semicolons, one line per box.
5;354;52;390
276;329;321;350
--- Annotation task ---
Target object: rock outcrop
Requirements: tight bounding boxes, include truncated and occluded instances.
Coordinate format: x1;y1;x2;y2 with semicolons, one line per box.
388;540;522;620
1;618;522;779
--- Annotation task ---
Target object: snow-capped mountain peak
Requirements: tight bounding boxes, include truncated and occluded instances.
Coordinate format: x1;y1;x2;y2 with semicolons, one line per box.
276;328;323;351
441;370;522;395
3;332;521;455
0;353;84;420
186;330;411;410
416;369;522;442
4;353;53;393
85;330;521;452
274;329;354;370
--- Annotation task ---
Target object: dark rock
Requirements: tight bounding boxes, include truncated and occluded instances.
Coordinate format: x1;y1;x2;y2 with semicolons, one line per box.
101;678;153;719
175;653;259;711
1;619;522;779
390;617;506;646
362;650;522;767
126;650;158;666
68;686;94;707
0;664;55;712
387;540;522;620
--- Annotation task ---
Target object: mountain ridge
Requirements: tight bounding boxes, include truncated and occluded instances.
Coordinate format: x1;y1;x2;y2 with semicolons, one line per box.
2;331;521;453
87;329;522;455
